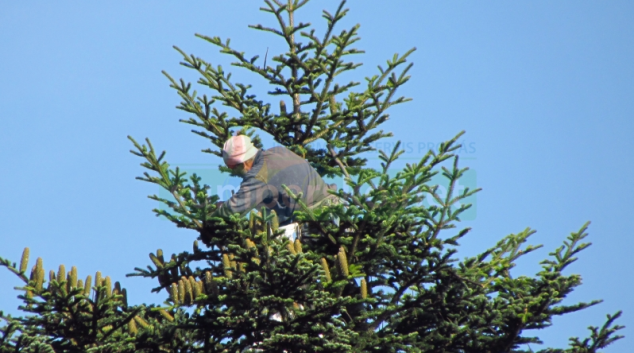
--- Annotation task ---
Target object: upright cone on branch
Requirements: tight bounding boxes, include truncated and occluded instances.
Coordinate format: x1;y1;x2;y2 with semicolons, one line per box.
361;278;368;299
337;247;349;277
270;210;279;231
279;100;287;116
48;270;55;292
160;309;175;322
122;288;128;308
128;318;138;336
95;271;102;288
183;276;193;304
134;316;150;329
286;241;297;255
170;283;179;304
68;266;78;290
245;239;261;265
231;260;238;273
193;240;200;253
222;254;232;279
57;264;66;284
321;258;332;282
35;258;44;291
294;239;302;254
189;276;200;299
249;209;265;235
104;276;112;297
114;281;122;296
84;275;92;296
204;271;218;295
19;247;29;274
196;279;205;295
178;279;186;304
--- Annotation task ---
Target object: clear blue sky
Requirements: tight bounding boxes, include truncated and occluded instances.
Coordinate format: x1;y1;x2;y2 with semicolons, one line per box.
1;1;632;350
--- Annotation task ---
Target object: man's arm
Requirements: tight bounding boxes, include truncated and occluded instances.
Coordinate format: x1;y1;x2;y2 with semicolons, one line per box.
212;177;267;218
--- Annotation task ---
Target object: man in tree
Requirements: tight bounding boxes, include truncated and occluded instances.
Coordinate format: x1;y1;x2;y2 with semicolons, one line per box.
213;135;338;229
0;1;623;351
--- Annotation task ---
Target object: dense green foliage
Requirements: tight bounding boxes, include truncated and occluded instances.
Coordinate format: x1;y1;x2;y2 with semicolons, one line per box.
1;1;623;352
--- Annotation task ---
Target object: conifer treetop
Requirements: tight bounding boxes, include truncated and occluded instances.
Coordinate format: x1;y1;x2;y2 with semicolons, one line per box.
164;0;415;177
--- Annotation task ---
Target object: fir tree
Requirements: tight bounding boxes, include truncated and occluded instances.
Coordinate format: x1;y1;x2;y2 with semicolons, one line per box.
0;1;624;352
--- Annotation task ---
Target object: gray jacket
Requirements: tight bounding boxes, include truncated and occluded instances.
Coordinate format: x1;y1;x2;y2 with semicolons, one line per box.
213;147;333;225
